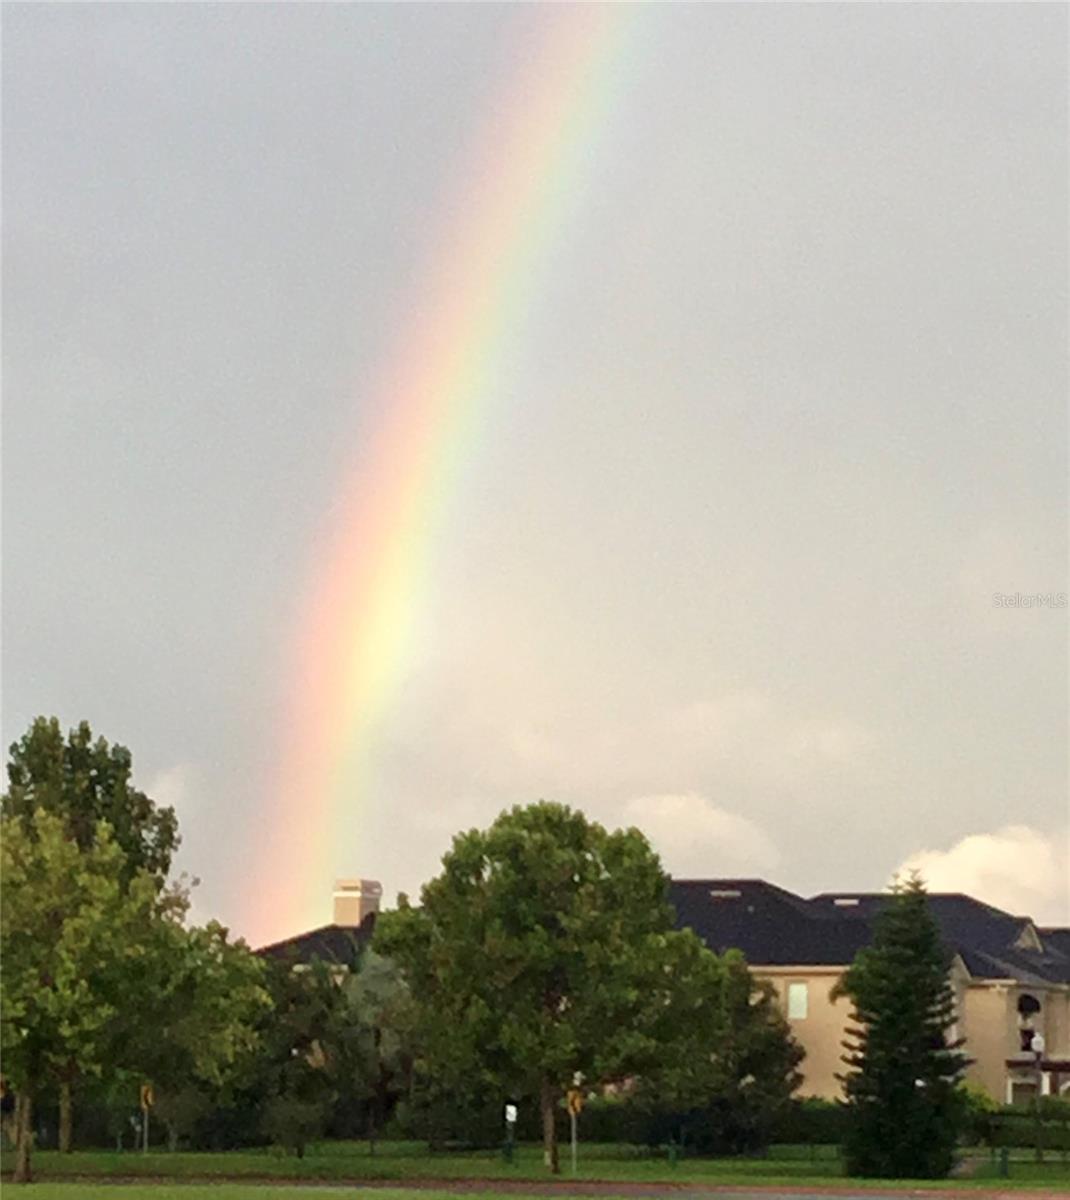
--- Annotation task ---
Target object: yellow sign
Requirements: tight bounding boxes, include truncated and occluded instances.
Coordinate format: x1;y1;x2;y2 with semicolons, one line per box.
140;1084;155;1111
567;1089;583;1115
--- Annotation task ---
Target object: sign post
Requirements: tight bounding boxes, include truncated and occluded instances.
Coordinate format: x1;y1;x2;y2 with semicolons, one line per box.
568;1072;584;1176
139;1084;154;1154
503;1102;517;1164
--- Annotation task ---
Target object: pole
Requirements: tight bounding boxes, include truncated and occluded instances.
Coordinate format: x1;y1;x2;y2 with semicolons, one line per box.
1035;1057;1043;1163
570;1108;577;1176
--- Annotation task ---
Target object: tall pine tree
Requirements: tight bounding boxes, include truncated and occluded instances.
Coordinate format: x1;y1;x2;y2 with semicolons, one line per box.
837;875;969;1178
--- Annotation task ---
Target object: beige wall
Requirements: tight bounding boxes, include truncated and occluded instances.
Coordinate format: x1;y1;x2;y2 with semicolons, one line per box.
757;964;1070;1104
756;967;852;1100
961;984;1013;1099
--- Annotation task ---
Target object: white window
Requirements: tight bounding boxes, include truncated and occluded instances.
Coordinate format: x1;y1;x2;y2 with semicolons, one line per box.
787;982;809;1020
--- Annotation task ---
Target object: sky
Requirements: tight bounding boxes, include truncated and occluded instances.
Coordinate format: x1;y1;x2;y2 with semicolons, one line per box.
3;2;1067;946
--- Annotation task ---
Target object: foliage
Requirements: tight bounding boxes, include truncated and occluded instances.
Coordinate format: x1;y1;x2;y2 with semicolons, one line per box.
0;809;176;1179
3;716;178;887
336;950;413;1140
624;950;803;1155
836;875;969;1178
260;1094;328;1157
133;921;270;1153
375;801;787;1172
770;1096;848;1145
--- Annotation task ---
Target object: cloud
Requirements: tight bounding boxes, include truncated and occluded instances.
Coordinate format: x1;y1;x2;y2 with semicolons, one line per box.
897;825;1069;924
145;764;191;812
622;792;780;879
144;764;211;926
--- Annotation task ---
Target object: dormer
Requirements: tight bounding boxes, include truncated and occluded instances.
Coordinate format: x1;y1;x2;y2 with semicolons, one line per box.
1014;922;1043;952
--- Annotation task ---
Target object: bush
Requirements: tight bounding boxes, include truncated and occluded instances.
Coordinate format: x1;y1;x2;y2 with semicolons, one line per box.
772;1097;849;1145
260;1095;327;1158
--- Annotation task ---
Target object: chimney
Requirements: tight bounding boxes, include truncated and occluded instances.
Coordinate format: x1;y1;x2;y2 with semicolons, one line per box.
333;879;382;927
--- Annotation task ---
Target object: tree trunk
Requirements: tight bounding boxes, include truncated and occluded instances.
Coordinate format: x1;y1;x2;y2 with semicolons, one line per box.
540;1076;559;1174
13;1092;33;1183
59;1075;73;1152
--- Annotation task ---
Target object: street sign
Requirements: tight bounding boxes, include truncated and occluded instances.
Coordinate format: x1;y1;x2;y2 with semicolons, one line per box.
567;1089;583;1115
504;1103;518;1124
140;1084;155;1112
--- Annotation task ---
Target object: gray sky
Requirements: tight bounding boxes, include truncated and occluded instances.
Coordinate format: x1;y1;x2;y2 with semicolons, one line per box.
3;3;1067;944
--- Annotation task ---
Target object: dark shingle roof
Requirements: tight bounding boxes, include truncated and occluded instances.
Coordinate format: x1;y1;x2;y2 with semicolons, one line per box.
669;881;1070;985
256;912;376;968
669;880;869;966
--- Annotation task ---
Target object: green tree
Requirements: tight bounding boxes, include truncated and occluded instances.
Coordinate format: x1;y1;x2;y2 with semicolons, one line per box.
375;801;725;1173
836;876;969;1178
130;920;270;1149
254;959;346;1155
3;716;179;887
0;810;172;1181
3;717;182;1151
628;949;803;1154
336;950;413;1148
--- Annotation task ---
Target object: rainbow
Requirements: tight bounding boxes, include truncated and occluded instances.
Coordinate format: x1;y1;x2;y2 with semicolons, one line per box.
250;6;641;946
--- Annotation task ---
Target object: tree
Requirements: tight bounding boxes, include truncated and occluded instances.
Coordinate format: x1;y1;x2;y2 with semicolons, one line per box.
694;952;803;1153
0;810;172;1181
3;716;178;888
835;875;969;1178
375;801;728;1173
627;949;803;1155
253;959;346;1155
3;717;181;1151
129;920;270;1150
336;950;413;1148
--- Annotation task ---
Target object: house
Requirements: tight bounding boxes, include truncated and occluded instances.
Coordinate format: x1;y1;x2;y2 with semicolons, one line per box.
258;874;1070;1105
669;879;1070;1104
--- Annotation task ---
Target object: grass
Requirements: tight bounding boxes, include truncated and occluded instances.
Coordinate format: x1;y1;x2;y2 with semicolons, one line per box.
5;1141;1069;1191
0;1189;589;1200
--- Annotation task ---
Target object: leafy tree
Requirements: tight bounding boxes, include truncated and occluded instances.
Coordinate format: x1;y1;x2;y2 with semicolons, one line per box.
696;953;804;1153
0;810;172;1181
252;959;347;1155
835;876;969;1178
130;920;270;1148
3;716;178;888
336;950;413;1147
2;718;233;1153
628;949;803;1154
375;801;730;1172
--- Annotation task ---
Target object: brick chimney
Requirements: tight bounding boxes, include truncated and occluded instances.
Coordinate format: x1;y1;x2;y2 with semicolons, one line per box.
333;879;382;927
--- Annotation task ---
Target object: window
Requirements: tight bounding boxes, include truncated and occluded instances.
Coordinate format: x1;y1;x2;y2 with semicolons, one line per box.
787;981;809;1020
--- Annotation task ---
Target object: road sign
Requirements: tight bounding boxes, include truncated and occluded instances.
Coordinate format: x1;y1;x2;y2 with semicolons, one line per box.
140;1084;155;1111
567;1089;583;1115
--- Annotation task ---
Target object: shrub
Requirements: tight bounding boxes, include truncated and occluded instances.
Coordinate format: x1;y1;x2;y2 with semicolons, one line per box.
260;1095;327;1158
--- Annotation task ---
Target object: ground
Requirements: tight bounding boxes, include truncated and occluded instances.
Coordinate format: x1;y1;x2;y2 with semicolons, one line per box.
5;1141;1068;1194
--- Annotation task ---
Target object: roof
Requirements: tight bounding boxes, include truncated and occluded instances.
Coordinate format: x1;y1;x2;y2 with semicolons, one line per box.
256;911;377;968
669;879;870;966
669;881;1070;985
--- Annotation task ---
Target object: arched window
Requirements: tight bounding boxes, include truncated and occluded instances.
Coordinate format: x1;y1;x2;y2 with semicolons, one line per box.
1017;993;1041;1051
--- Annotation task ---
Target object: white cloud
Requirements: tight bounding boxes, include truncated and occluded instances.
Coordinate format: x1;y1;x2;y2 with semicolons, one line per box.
145;764;191;812
622;792;780;879
897;825;1069;924
144;764;210;926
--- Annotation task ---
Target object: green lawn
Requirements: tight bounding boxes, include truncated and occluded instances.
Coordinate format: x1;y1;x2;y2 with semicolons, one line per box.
5;1141;1069;1191
0;1190;573;1200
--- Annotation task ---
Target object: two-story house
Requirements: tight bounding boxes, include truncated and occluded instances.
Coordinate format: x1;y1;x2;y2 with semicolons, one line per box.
670;879;1070;1103
259;875;1070;1105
